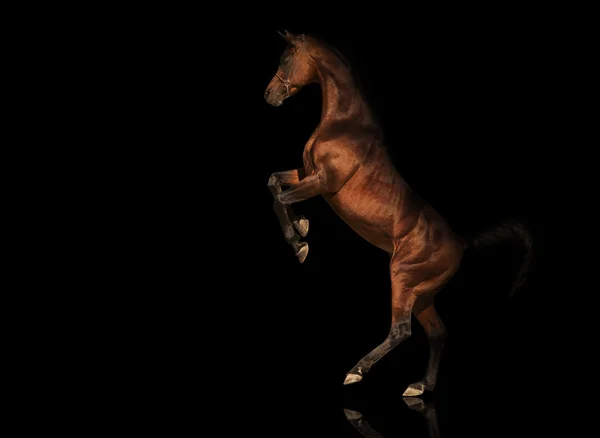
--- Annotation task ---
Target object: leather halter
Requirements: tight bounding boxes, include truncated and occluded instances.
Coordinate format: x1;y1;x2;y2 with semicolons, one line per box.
275;70;292;97
275;56;295;98
275;35;305;97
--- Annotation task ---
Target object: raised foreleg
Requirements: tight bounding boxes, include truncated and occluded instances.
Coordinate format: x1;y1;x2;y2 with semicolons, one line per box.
268;169;310;262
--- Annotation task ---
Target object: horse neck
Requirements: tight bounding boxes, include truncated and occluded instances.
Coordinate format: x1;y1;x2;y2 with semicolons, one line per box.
315;62;373;125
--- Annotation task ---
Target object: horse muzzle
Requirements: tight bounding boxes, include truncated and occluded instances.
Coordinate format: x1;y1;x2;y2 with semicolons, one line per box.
264;86;285;107
264;74;290;107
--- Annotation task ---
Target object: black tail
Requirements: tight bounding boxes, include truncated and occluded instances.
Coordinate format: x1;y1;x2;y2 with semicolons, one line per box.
465;219;534;299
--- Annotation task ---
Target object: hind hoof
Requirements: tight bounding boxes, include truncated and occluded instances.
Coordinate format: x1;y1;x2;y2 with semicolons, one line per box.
295;242;309;263
293;217;309;237
343;373;363;385
403;382;427;397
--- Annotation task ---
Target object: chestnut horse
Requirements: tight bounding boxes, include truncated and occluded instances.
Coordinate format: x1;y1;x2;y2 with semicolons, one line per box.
264;31;532;396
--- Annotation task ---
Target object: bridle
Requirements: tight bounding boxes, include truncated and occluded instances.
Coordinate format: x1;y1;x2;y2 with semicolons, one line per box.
274;34;305;98
275;65;293;97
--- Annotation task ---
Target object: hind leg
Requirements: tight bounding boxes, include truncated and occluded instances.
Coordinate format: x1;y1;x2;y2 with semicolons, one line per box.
403;296;447;396
344;270;416;385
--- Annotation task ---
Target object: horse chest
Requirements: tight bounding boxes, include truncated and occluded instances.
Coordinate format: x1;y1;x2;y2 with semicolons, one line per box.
301;136;319;174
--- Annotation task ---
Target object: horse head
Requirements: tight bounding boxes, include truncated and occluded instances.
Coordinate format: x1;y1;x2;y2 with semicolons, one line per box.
264;30;318;107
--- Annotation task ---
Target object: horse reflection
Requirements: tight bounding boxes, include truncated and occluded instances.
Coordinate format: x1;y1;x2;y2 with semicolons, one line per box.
344;398;439;438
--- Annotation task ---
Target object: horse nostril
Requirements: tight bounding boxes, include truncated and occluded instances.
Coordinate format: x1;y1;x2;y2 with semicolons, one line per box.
264;89;270;98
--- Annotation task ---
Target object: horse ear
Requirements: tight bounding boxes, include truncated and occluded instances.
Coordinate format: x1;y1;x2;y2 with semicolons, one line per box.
278;30;293;43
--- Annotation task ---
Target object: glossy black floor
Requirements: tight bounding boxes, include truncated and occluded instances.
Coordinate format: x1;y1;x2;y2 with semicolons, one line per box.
247;238;548;438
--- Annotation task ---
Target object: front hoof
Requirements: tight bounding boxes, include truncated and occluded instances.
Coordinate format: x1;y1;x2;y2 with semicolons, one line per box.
343;373;363;385
293;217;309;237
295;242;309;264
403;382;428;397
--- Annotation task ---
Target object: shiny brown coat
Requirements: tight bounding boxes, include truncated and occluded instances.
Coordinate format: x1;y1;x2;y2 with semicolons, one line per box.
265;31;466;395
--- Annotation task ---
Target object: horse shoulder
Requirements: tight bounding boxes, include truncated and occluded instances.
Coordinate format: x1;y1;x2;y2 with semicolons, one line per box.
309;134;372;192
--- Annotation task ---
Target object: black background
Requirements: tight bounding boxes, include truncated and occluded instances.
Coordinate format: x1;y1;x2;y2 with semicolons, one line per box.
88;11;590;436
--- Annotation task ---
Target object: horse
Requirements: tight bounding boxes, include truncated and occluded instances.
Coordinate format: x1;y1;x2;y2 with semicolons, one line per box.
264;30;532;396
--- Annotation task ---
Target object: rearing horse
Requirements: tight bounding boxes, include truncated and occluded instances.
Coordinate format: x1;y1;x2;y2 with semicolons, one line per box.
264;31;531;396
